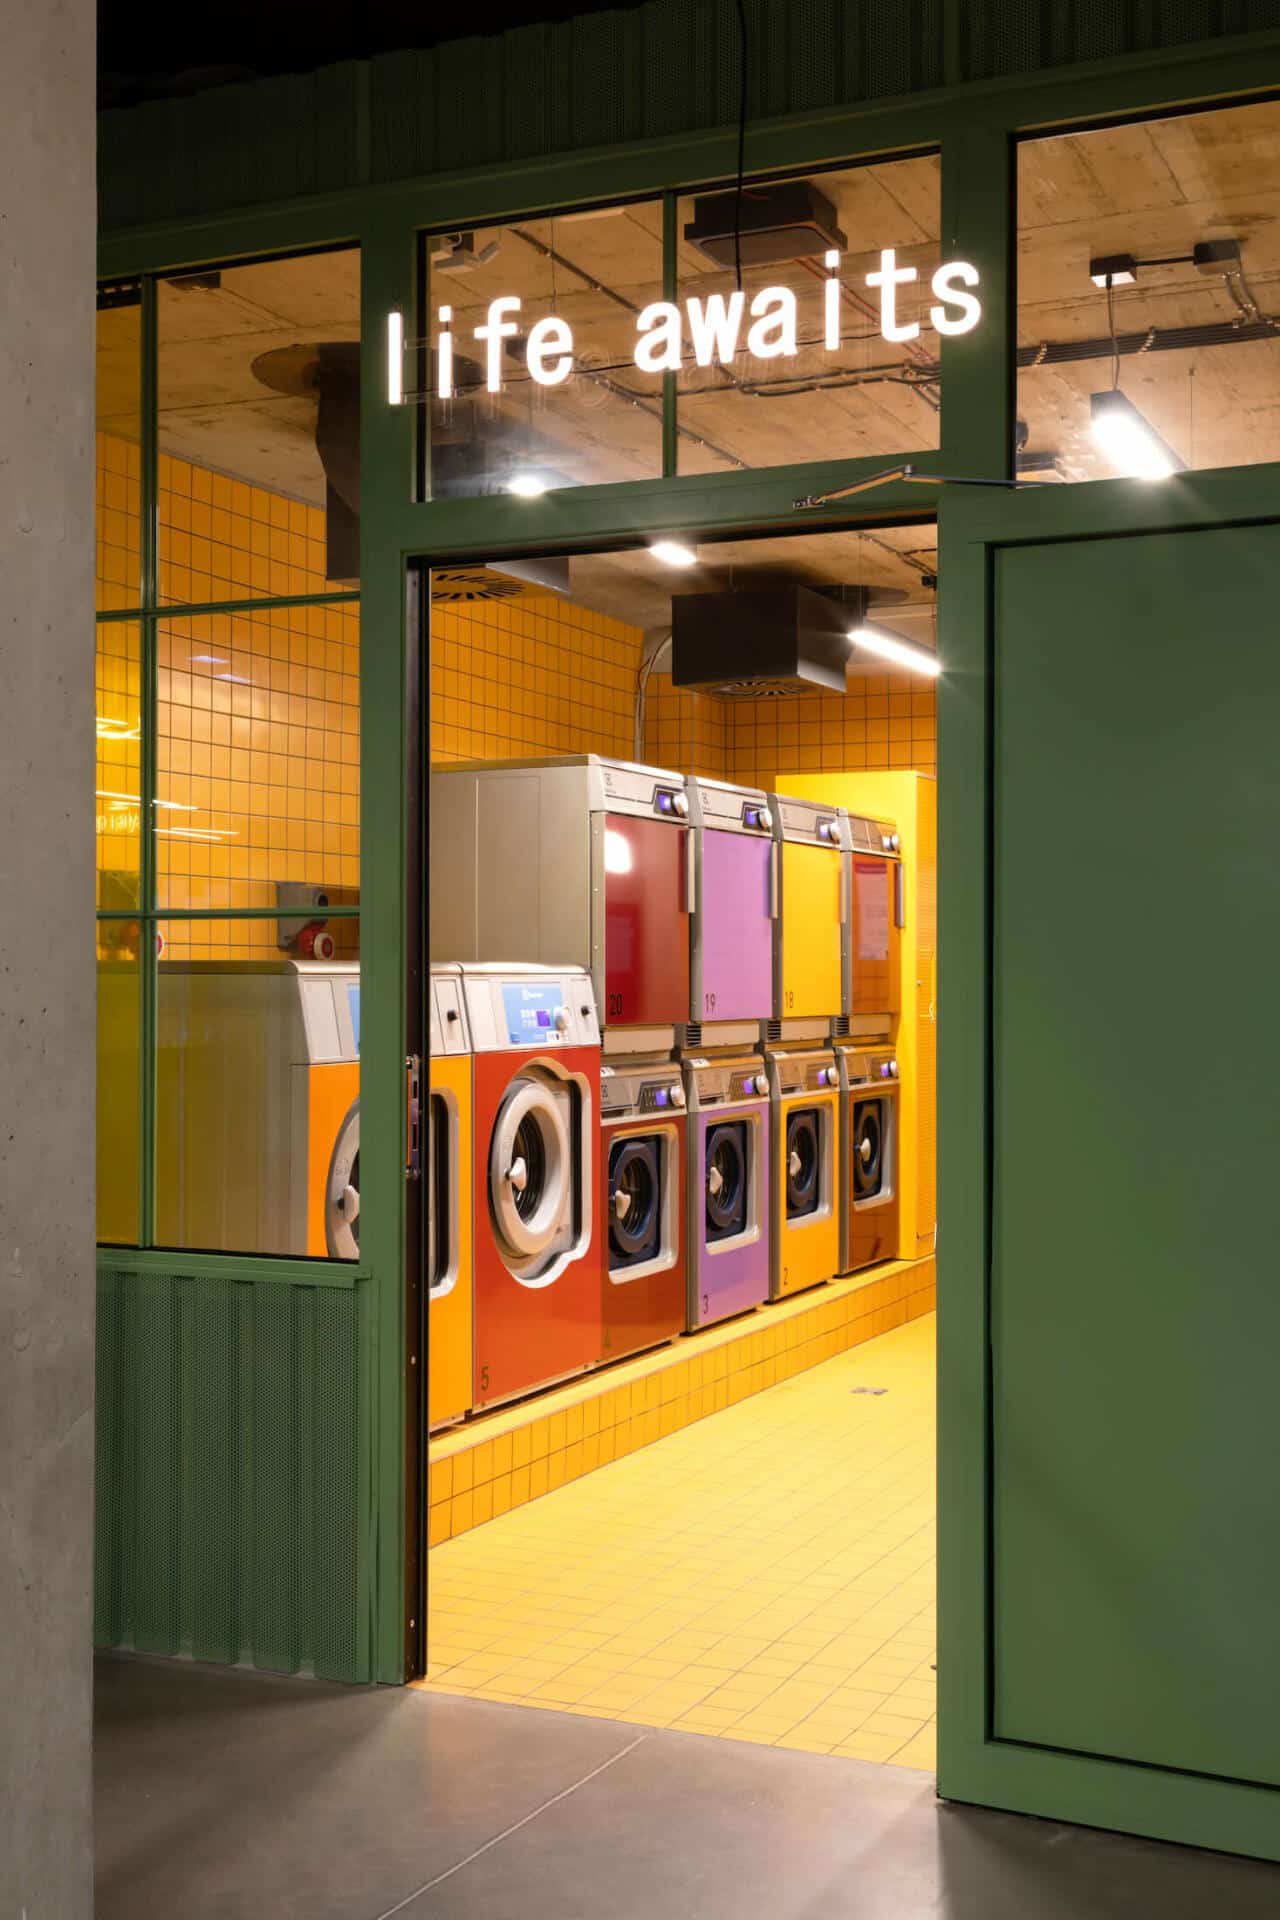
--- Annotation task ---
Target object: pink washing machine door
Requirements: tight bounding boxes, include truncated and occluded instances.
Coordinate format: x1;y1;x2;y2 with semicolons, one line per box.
696;830;773;1023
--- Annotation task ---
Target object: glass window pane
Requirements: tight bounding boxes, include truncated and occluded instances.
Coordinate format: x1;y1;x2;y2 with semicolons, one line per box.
155;920;361;1259
155;605;360;911
1018;101;1280;482
423;201;665;496
675;157;942;476
96;619;142;910
97;936;140;1245
157;247;361;600
96;290;141;612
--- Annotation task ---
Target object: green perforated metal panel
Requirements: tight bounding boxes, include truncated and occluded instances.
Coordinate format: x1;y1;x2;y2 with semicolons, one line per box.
94;1268;361;1682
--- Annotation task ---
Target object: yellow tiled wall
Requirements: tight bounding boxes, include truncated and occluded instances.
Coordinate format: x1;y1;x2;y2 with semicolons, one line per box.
96;431;141;613
430;592;641;764
95;434;360;961
430;598;937;786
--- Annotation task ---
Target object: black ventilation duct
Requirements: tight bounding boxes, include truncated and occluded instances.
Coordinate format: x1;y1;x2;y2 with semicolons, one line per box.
683;181;847;269
253;341;361;582
671;584;870;698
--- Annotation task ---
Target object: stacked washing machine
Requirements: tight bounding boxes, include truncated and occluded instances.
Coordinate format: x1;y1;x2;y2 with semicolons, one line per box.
683;777;776;1329
835;814;904;1274
430;757;695;1378
758;794;848;1299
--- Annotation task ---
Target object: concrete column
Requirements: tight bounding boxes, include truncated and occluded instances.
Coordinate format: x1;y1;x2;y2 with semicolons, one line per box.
0;3;97;1914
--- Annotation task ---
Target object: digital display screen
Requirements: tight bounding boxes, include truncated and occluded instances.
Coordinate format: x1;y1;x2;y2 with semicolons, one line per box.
653;1087;669;1107
656;790;674;813
346;983;361;1054
501;981;562;1046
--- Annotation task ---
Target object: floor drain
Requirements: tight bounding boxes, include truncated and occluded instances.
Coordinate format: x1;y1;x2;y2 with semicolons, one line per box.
851;1386;888;1396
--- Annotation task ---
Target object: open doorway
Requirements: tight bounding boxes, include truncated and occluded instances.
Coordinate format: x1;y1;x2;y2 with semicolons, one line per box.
420;519;938;1770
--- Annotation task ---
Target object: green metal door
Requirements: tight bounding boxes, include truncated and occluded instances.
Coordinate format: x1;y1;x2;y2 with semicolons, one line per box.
938;471;1280;1861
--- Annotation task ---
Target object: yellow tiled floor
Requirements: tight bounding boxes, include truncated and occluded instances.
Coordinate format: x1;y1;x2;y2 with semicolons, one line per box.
417;1312;936;1770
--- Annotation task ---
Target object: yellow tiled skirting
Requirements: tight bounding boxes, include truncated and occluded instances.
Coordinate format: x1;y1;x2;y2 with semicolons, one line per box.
428;1255;935;1546
418;1311;936;1769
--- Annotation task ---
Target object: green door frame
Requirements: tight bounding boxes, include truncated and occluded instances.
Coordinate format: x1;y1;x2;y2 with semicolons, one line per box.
95;31;1280;1698
937;461;1280;1862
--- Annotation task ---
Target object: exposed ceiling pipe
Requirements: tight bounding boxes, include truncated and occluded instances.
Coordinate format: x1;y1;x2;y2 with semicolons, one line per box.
634;630;673;762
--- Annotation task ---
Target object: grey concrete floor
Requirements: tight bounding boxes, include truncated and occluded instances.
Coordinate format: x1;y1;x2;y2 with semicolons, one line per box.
95;1654;1280;1919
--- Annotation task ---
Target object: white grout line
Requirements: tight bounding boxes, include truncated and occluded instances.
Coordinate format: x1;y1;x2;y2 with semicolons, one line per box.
368;1733;649;1919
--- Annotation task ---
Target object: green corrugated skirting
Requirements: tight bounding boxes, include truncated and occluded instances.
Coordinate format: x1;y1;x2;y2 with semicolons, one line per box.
94;1268;361;1682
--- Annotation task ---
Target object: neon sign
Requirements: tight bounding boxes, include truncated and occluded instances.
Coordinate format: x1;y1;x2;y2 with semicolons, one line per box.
388;248;981;402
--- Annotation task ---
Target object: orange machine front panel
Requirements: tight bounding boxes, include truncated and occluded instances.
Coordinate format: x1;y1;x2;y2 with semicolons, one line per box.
306;1062;360;1257
472;1047;603;1408
429;1053;473;1428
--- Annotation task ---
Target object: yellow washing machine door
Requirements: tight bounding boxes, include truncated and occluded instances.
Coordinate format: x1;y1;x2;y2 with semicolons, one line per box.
781;843;843;1017
428;1053;473;1428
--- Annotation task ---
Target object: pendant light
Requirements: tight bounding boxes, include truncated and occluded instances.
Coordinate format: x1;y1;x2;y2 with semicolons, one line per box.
1089;270;1185;481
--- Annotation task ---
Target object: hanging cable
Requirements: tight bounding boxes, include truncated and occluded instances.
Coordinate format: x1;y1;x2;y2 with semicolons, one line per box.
732;0;748;295
1107;278;1120;389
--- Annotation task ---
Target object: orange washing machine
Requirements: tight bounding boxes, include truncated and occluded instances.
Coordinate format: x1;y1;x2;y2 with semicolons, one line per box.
428;966;474;1428
461;963;603;1409
837;1046;901;1274
153;959;360;1259
766;1045;840;1299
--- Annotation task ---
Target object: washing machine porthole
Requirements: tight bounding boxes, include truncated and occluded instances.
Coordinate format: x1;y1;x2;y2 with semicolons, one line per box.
785;1107;821;1219
325;1100;361;1260
705;1122;747;1242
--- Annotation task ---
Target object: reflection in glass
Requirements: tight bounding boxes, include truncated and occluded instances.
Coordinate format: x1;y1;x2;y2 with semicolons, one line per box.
1018;100;1280;482
424;202;665;496
97;940;140;1244
96;290;142;611
155;924;361;1258
96;620;142;909
154;606;360;914
676;159;942;475
157;247;361;599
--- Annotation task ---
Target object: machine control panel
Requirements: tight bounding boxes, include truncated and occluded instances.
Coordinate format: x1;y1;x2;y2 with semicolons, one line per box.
767;1048;838;1096
596;756;690;822
771;794;854;851
459;964;600;1054
688;777;773;837
683;1055;771;1109
600;1061;685;1120
840;1049;899;1088
847;812;901;857
429;967;471;1058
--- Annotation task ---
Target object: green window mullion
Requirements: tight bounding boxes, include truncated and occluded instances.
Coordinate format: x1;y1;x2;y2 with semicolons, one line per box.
661;191;677;479
138;277;159;1246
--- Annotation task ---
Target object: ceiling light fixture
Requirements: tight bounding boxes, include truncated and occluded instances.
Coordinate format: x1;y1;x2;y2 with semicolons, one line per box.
649;539;698;568
849;624;941;677
505;473;549;497
1089;253;1138;288
386;310;403;407
1089;390;1185;480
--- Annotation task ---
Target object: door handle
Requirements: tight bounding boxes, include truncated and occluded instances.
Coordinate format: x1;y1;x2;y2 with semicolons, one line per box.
685;828;696;917
769;840;780;919
894;861;905;929
405;1054;421;1180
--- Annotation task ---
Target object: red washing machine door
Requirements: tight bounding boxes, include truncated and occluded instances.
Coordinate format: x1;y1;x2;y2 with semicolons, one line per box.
602;814;690;1026
851;855;901;1017
472;1046;603;1407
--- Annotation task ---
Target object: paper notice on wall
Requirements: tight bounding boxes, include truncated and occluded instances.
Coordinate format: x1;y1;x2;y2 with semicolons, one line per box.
855;861;889;961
